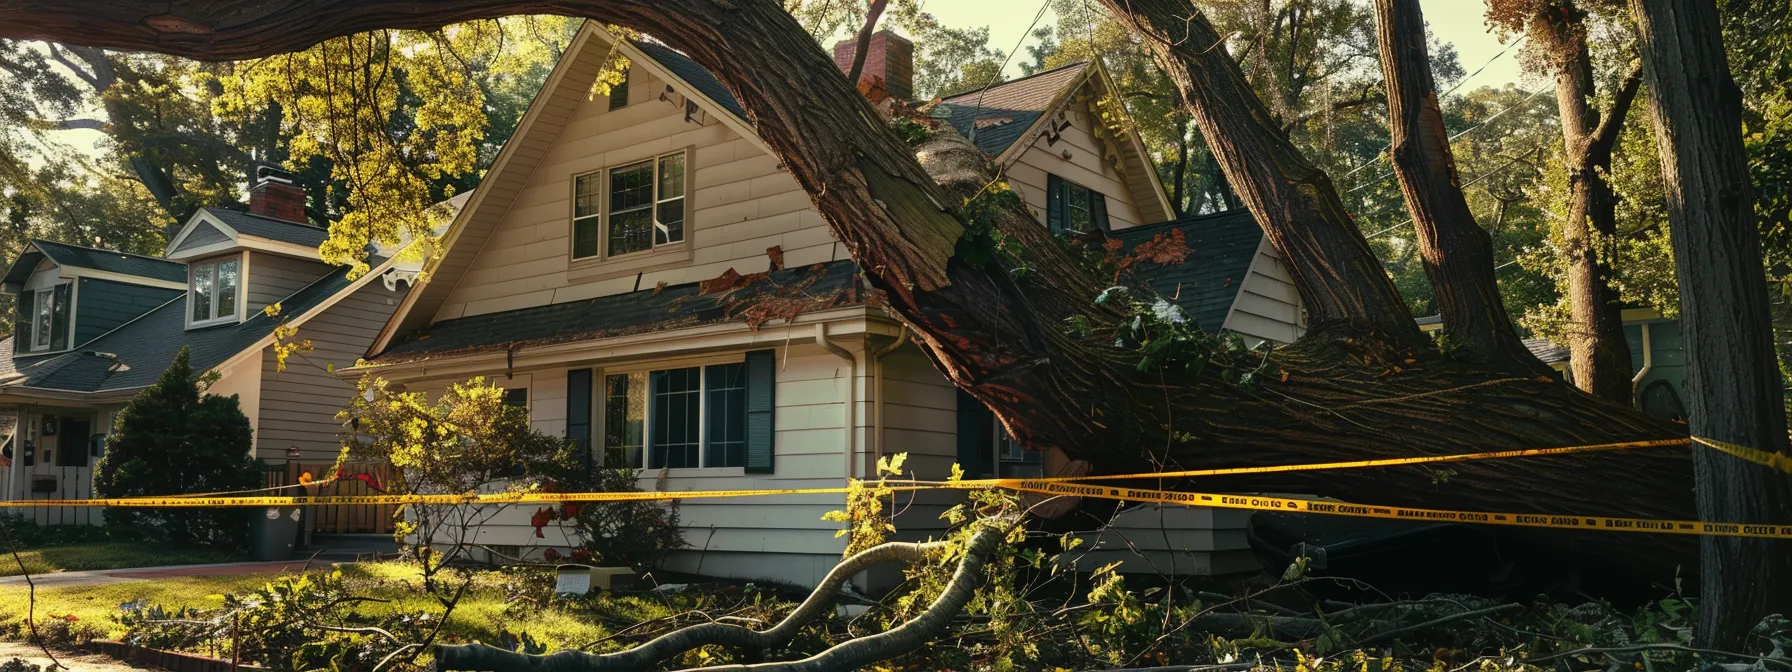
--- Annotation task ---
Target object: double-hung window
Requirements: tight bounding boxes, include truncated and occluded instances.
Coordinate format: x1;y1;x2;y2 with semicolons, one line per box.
1045;174;1110;234
18;283;70;353
190;257;240;325
601;362;747;470
572;150;688;260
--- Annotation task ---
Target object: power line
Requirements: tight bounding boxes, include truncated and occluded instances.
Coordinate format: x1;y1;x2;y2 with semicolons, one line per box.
1345;85;1553;194
1361;143;1546;239
1336;33;1530;184
966;0;1053;143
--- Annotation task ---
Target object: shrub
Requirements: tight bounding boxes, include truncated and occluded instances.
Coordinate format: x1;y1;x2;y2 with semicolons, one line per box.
92;347;260;548
541;467;684;569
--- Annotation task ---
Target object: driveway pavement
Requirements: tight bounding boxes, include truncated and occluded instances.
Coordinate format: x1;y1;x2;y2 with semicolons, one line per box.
0;559;334;588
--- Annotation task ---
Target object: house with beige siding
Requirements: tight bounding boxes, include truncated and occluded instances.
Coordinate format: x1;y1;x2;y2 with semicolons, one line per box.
0;167;416;525
351;23;1306;586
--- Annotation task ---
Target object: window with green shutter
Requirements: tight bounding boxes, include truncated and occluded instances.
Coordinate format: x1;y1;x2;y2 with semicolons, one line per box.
744;350;776;474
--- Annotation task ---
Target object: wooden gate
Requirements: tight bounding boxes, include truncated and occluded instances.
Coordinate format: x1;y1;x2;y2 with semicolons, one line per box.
271;462;401;534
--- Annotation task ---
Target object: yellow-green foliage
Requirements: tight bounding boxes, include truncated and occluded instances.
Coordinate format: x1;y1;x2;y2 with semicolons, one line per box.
822;452;907;556
214;17;578;277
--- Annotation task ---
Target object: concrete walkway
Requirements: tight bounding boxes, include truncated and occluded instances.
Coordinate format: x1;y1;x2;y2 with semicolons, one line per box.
0;641;157;671
0;558;335;589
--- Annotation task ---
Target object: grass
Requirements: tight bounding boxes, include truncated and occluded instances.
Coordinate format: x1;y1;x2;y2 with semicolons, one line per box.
0;561;637;648
0;542;243;577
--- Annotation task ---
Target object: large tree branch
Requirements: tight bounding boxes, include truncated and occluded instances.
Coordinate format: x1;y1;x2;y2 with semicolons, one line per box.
1093;0;1426;347
1586;62;1643;159
1374;0;1549;375
434;527;1004;671
842;0;886;85
49;118;105;131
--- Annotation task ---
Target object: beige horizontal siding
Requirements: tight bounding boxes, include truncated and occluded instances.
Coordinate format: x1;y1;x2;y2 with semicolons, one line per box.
256;279;409;461
1222;239;1306;346
1003;93;1151;232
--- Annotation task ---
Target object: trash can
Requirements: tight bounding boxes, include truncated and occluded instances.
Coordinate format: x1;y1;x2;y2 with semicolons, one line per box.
251;505;302;561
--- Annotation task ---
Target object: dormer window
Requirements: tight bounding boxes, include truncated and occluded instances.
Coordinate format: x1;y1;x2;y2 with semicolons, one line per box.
18;283;69;352
1045;174;1110;234
189;256;240;326
571;149;690;260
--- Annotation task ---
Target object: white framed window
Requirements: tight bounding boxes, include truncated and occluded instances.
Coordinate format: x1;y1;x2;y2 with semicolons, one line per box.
601;361;746;470
189;256;240;325
572;149;689;260
19;283;71;353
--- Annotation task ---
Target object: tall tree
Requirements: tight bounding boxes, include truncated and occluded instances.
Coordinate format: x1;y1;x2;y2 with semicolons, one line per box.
0;0;1707;580
1374;0;1550;373
1628;0;1792;648
1489;0;1642;403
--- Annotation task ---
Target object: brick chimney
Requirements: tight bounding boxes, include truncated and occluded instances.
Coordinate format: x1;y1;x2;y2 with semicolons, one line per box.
833;29;913;102
248;165;308;223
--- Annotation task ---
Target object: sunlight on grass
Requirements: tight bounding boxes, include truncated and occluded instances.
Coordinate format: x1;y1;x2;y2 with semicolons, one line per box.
0;543;242;577
0;561;615;649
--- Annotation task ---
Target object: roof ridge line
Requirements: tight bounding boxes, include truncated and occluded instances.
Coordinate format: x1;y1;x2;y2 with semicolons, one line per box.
205;206;330;232
31;238;185;266
936;61;1090;102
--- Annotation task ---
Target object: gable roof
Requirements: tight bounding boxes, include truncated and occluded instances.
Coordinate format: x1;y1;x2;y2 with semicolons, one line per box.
0;254;402;397
371;22;1177;356
936;63;1091;156
203;208;331;248
2;240;188;288
1115;210;1265;334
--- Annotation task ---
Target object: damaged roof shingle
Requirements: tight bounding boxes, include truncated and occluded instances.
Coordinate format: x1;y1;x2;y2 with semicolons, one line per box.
376;260;867;364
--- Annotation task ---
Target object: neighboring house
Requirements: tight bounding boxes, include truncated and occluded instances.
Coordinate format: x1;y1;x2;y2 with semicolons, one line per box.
350;23;1303;586
1418;308;1687;421
0;167;416;525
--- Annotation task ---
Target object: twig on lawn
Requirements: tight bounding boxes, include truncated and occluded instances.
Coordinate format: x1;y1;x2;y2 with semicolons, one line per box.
1353;603;1524;647
0;514;63;670
1522;643;1792;670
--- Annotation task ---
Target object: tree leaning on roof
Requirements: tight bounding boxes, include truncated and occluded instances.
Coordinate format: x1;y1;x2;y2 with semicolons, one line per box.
0;0;1736;585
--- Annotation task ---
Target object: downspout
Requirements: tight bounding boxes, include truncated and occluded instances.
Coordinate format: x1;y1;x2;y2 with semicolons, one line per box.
816;323;859;480
869;328;911;466
1630;322;1654;402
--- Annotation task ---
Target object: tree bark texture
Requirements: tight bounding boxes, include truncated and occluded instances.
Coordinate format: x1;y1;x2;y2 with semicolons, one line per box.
1373;0;1552;376
0;0;1703;579
1628;0;1792;648
1529;4;1641;404
1088;0;1427;347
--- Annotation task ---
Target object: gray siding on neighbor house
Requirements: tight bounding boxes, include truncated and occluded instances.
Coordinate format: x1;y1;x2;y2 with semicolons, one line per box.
74;278;181;345
173;221;232;255
247;252;331;315
255;278;407;460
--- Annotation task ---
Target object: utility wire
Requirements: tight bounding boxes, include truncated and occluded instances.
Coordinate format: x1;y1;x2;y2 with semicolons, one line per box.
1361;143;1546;239
966;0;1054;142
1345;85;1553;194
1336;33;1530;183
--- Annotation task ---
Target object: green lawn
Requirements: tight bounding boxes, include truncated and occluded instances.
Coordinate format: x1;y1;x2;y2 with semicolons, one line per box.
0;561;637;648
0;542;243;577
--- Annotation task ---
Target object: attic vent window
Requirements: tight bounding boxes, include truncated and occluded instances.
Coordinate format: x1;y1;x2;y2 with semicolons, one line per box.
190;257;240;325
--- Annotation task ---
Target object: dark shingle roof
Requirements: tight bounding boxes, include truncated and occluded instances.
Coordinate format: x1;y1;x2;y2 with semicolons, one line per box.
1114;210;1264;334
2;260;377;393
936;63;1090;156
204;208;329;249
30;240;187;283
1524;337;1570;364
378;260;866;363
632;41;749;120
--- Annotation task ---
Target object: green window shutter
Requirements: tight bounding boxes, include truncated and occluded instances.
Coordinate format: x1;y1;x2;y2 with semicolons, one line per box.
955;389;992;478
744;349;776;474
1091;191;1111;233
566;369;593;469
16;291;33;352
1046;174;1065;234
49;284;70;351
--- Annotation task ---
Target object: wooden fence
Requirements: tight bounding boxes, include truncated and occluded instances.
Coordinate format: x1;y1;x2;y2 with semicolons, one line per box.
265;461;401;535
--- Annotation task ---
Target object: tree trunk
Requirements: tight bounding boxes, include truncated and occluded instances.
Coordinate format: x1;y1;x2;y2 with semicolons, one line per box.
0;0;1701;580
1628;0;1792;648
1373;0;1551;375
1529;4;1640;404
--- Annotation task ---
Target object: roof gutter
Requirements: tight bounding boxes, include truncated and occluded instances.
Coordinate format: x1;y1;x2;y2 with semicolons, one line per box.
869;327;909;466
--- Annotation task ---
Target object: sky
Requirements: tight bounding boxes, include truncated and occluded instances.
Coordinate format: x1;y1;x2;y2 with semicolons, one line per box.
926;0;1528;88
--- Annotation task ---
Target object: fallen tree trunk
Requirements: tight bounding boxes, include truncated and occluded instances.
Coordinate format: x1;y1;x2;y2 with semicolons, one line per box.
0;0;1698;578
435;526;1005;671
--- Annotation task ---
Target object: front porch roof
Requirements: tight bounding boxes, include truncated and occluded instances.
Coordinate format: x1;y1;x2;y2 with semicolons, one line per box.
371;260;868;365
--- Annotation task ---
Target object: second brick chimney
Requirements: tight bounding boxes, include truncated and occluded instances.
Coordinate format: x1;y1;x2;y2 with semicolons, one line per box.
249;164;308;224
833;29;914;102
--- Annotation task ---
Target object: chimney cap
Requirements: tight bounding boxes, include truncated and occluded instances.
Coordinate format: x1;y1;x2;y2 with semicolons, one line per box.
255;164;295;186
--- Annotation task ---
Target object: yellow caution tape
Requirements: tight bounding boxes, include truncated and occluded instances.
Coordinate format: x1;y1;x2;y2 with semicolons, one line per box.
1693;436;1792;474
1004;480;1792;540
0;486;878;509
944;438;1686;487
